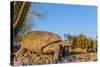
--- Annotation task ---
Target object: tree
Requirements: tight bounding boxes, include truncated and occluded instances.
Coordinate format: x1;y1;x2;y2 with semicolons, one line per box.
65;33;97;53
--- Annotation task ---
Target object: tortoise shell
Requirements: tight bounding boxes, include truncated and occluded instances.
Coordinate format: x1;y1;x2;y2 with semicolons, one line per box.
19;31;62;53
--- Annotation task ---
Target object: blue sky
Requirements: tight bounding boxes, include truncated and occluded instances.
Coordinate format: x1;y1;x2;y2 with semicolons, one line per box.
29;2;97;39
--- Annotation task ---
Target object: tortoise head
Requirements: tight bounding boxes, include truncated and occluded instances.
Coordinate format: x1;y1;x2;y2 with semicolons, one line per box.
60;39;73;47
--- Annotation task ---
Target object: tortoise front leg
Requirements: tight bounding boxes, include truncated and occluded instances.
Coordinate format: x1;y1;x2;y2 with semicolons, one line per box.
42;43;60;63
53;44;60;62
